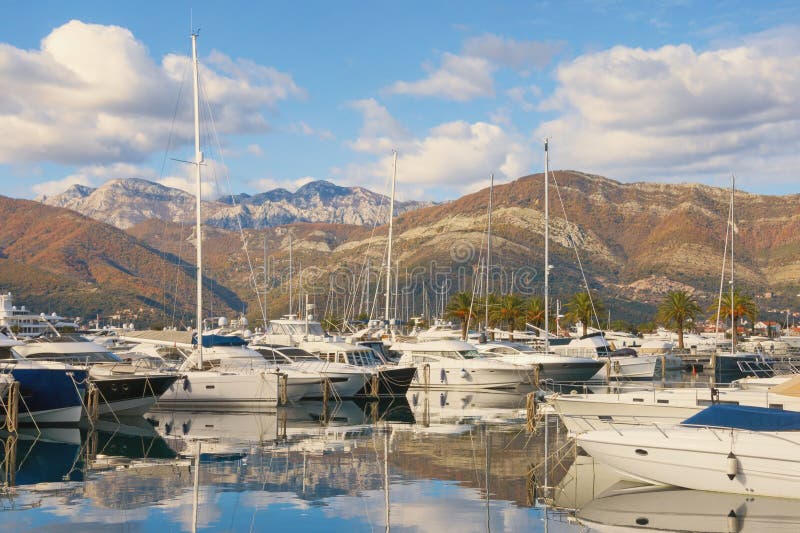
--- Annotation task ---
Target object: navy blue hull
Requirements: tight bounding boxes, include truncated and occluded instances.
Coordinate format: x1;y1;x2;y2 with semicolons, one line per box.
8;367;88;419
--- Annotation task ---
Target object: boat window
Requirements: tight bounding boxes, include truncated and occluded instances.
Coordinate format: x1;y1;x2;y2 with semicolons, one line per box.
458;350;480;359
0;347;15;360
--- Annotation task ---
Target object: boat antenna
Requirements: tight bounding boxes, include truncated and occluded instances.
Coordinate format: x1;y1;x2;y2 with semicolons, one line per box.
544;138;550;353
191;31;204;367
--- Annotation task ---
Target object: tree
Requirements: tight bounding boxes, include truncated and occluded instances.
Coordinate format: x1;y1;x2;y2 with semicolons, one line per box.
445;292;477;341
565;292;604;337
490;294;526;340
526;296;545;330
656;290;702;350
708;290;757;350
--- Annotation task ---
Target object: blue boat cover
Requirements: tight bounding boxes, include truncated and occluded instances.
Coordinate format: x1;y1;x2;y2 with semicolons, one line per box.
681;404;800;431
192;334;247;348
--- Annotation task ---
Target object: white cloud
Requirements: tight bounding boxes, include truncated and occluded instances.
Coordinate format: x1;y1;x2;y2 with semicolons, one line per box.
507;85;541;112
246;144;264;156
0;20;305;167
289;121;335;140
339;102;533;198
385;33;559;101
346;99;410;153
537;26;800;188
32;162;157;198
385;53;495;101
463;33;562;72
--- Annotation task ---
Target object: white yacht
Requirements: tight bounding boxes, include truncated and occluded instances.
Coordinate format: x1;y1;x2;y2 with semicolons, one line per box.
249;344;368;399
578;404;800;499
551;374;800;434
391;339;534;390
552;333;659;380
475;341;605;382
255;316;416;396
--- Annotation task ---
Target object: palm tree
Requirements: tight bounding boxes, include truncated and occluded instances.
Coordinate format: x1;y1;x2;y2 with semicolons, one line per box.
526;296;545;329
490;294;526;340
565;292;604;337
445;292;476;340
656;290;701;350
708;290;757;350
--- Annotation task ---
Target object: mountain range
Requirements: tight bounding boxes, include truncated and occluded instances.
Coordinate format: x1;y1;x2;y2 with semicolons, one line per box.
10;171;800;327
38;178;428;230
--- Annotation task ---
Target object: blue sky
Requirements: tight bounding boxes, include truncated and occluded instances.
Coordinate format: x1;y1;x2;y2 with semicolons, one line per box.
1;0;799;201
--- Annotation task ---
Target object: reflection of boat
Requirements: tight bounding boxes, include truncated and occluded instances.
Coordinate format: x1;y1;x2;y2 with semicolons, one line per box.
577;485;800;532
578;404;800;498
406;388;528;427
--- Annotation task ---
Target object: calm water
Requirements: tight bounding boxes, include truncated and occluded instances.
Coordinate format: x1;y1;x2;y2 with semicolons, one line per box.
1;384;797;532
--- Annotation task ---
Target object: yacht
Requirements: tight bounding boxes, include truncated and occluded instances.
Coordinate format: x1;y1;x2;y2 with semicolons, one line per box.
475;341;605;382
552;332;659;380
551;374;800;435
249;344;368;399
0;332;88;424
391;339;534;390
11;333;181;417
578;404;800;499
255;316;416;396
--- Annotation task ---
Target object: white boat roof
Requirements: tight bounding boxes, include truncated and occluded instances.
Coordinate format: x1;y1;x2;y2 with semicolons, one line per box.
391;339;477;351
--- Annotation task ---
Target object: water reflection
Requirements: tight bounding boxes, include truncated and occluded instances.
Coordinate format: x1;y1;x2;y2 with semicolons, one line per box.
0;393;578;531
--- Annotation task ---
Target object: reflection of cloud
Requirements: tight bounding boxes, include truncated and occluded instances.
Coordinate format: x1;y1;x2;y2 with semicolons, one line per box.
321;481;546;532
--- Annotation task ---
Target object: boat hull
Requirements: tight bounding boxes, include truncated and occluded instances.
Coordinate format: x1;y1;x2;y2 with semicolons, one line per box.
90;374;180;417
578;425;800;498
156;370;281;410
9;366;88;425
356;366;417;396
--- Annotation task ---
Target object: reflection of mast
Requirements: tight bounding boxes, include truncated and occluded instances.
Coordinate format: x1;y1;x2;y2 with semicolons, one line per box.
384;426;391;533
192;442;201;533
485;427;491;532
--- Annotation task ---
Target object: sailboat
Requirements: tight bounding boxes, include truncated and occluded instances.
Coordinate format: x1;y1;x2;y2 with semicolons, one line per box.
712;176;774;383
155;31;285;409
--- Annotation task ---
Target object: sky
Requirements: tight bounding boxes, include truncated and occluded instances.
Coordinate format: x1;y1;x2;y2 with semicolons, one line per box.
1;0;799;202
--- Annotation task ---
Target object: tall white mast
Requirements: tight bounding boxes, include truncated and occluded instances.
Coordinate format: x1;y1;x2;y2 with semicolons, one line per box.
384;150;397;323
191;32;204;365
485;174;493;334
288;234;293;316
544;138;550;353
730;175;735;355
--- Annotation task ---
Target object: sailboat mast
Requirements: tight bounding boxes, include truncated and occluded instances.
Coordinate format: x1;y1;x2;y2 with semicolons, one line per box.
191;32;204;364
731;175;735;354
289;234;293;316
485;173;493;334
544;138;550;353
385;150;397;323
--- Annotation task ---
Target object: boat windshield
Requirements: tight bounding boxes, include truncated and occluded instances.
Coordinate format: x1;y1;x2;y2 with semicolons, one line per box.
268;322;326;336
20;351;122;364
275;348;320;361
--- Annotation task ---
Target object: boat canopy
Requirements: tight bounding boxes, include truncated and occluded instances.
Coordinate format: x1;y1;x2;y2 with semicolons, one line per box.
193;334;247;348
682;404;800;431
